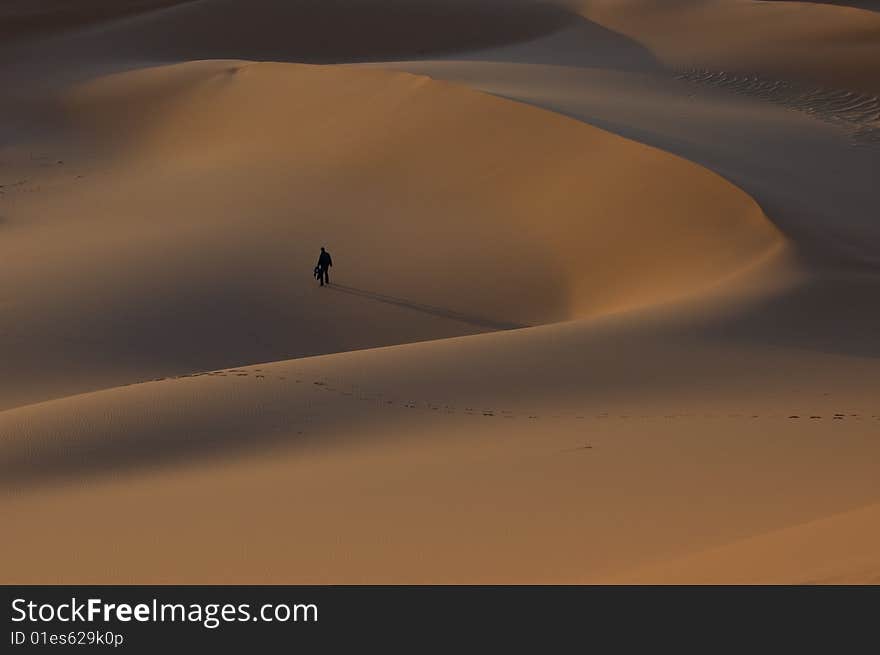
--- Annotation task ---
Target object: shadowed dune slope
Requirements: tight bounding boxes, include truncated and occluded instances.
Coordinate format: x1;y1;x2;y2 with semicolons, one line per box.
3;0;575;65
0;61;779;409
0;0;193;41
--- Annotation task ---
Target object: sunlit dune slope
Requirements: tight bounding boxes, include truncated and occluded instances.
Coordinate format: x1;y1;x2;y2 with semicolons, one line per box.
570;0;880;93
0;61;779;409
608;502;880;584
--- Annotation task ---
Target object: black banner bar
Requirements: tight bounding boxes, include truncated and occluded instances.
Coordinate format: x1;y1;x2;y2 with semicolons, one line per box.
3;586;877;651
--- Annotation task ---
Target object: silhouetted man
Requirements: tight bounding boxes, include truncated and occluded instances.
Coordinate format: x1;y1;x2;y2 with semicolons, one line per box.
316;247;332;286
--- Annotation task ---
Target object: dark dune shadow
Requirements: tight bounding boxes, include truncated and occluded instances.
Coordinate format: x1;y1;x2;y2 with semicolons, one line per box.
20;0;577;65
0;0;197;43
327;283;526;331
699;272;880;359
0;405;316;491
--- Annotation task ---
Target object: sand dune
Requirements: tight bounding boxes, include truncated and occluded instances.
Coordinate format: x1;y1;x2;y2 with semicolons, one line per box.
0;60;778;410
2;0;879;584
378;59;880;270
4;284;880;582
571;0;880;94
5;250;879;490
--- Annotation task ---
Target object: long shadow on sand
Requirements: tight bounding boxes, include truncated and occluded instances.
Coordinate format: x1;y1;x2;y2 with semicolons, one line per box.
700;272;880;360
0;401;312;491
327;283;526;331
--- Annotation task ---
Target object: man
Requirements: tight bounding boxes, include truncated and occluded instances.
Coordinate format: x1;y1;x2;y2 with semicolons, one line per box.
316;246;333;286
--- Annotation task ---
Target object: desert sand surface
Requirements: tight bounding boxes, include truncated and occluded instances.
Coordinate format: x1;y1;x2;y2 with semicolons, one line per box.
0;1;878;583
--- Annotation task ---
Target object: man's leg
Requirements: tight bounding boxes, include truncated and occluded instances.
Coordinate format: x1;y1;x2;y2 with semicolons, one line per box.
323;269;329;286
